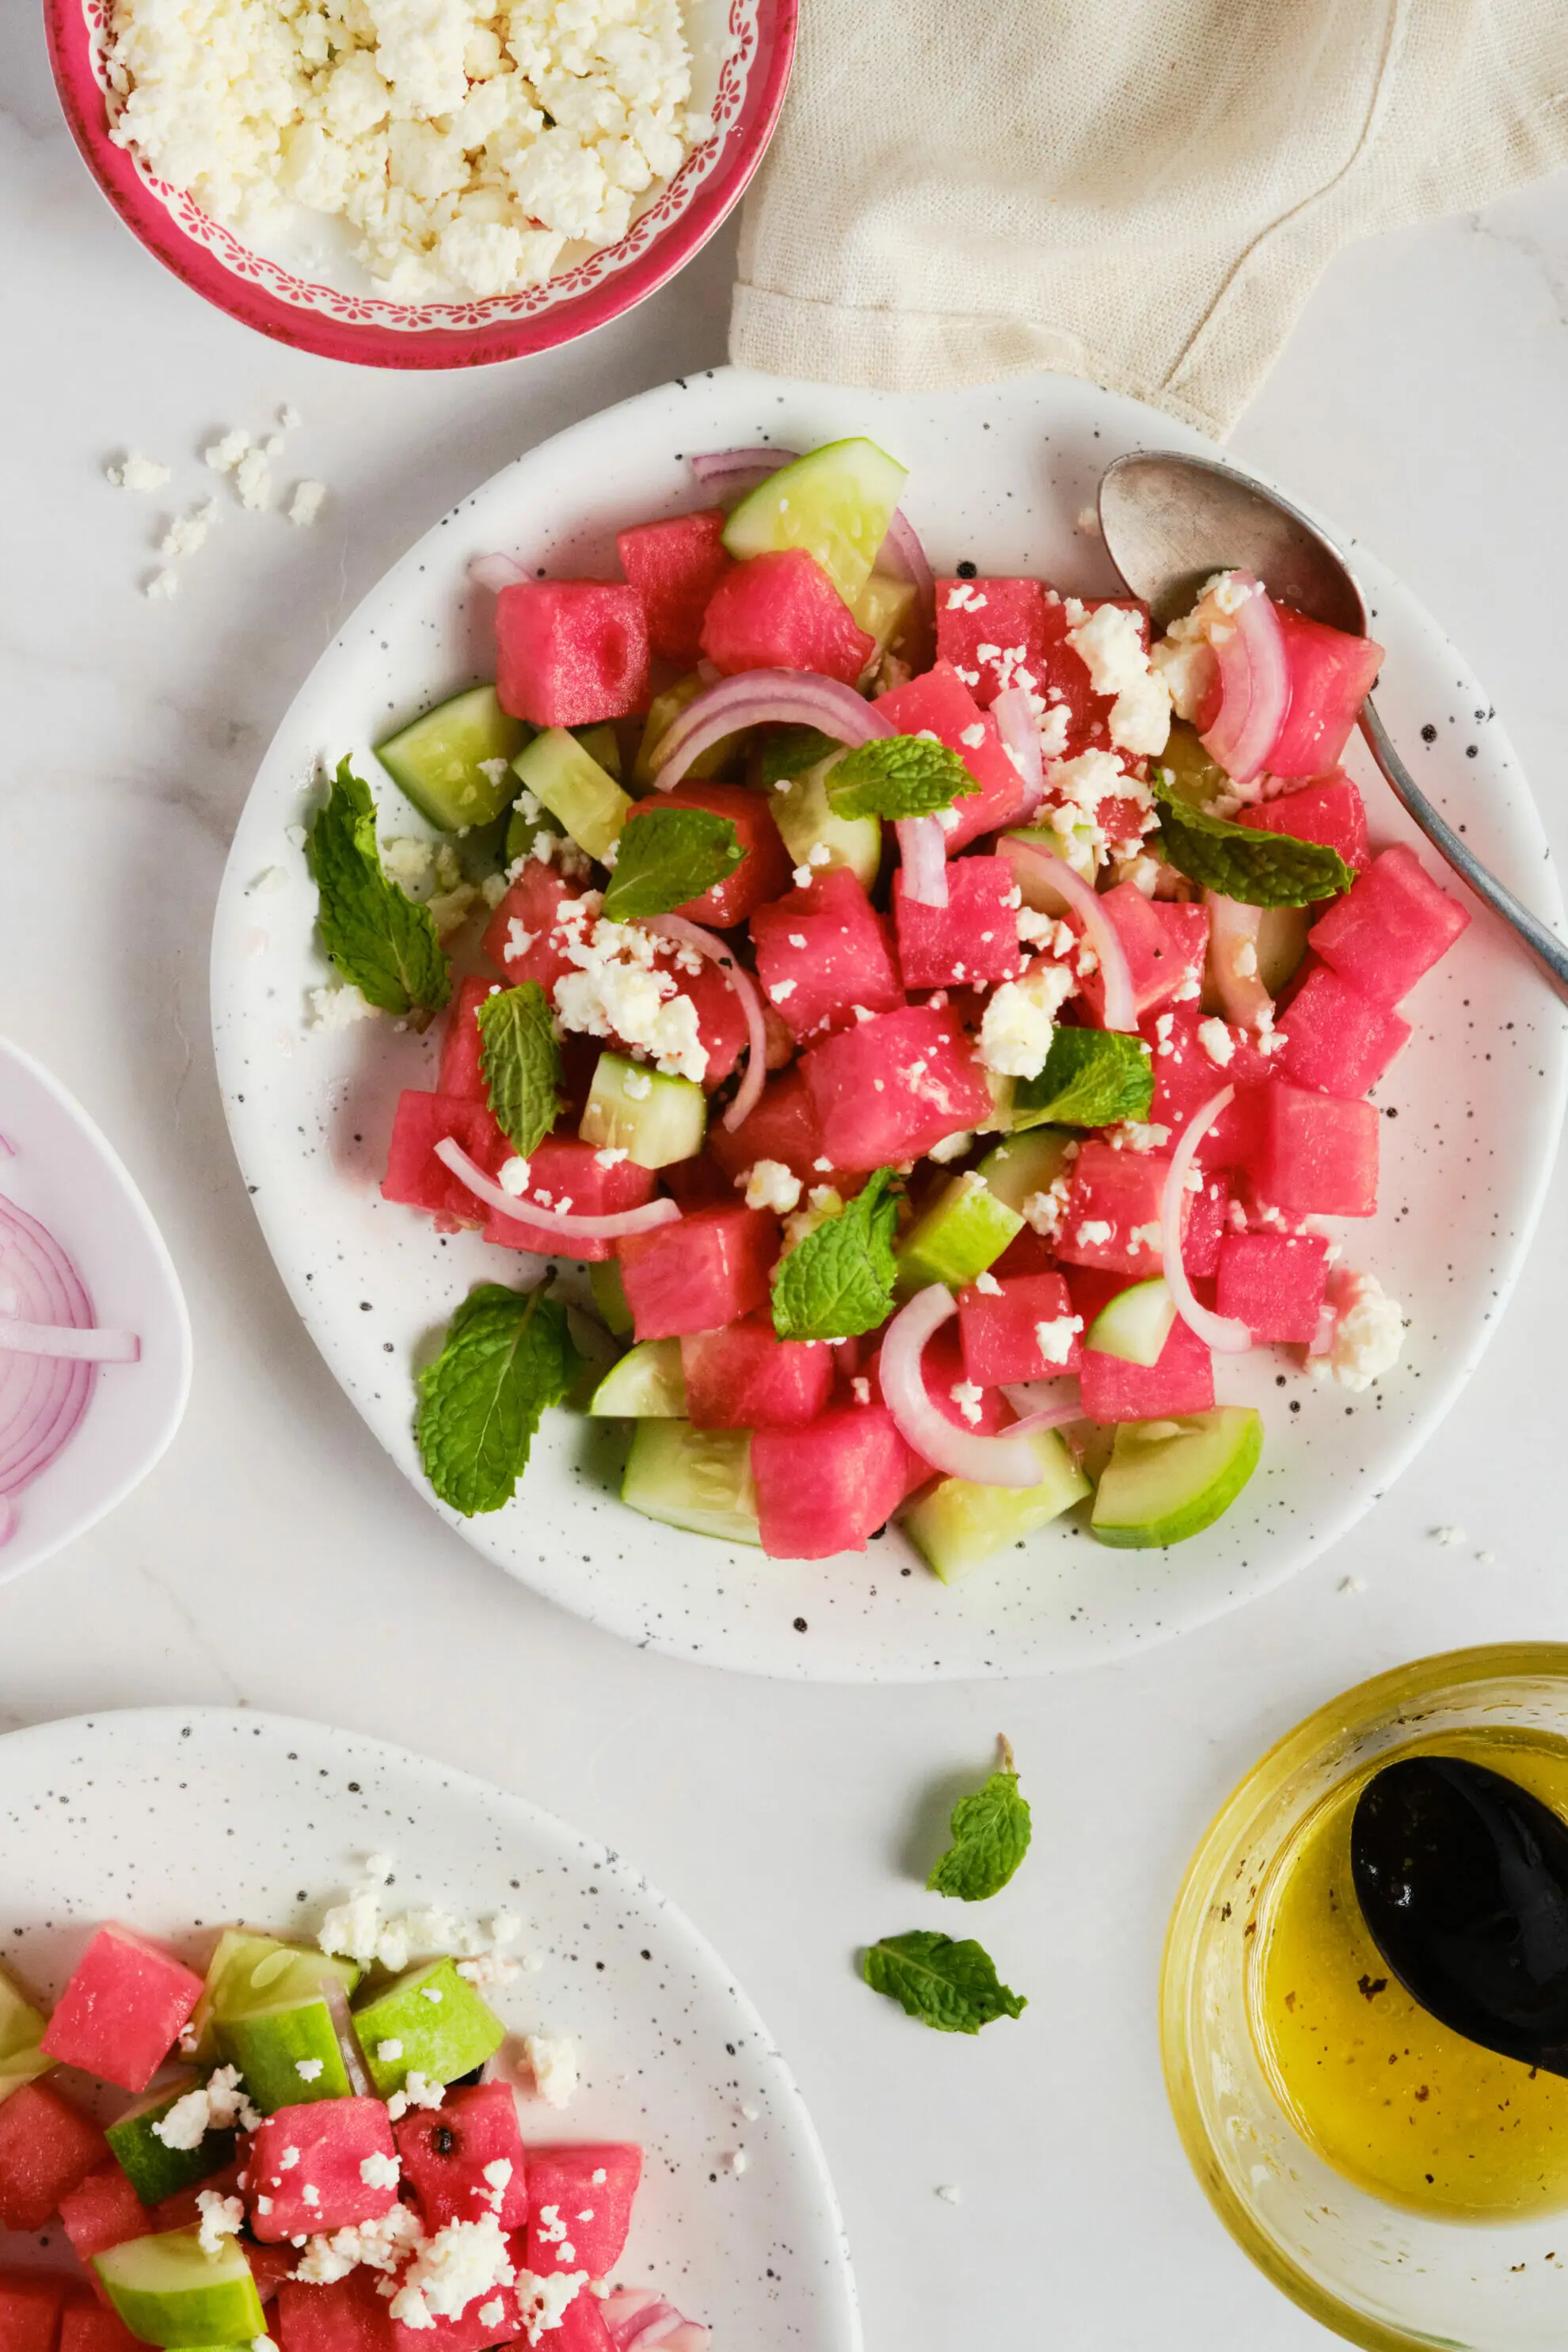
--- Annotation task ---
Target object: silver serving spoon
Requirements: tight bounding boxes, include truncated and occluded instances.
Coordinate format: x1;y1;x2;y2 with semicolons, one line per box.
1097;448;1568;996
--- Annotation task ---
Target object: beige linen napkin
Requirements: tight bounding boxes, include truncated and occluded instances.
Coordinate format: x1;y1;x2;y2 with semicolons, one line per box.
729;0;1568;436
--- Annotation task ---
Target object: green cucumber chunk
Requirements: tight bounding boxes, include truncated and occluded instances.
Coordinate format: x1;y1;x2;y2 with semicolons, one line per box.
622;1421;760;1546
976;1130;1077;1218
588;1338;687;1418
353;1958;505;2099
188;1932;359;2068
375;685;528;831
999;825;1098;906
1255;904;1311;995
767;756;881;889
217;1996;349;2113
579;1052;706;1169
903;1429;1090;1582
513;729;631;864
1086;1277;1176;1368
722;440;909;606
896;1172;1022;1296
574;721;622;780
851;573;917;666
1090;1407;1263;1548
0;1963;49;2105
95;2228;264;2350
589;1258;634;1338
634;676;744;788
105;2079;238;2205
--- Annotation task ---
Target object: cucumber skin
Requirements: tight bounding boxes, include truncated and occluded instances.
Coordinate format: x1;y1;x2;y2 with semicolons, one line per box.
1090;1408;1263;1548
1085;1278;1175;1368
375;685;527;830
580;1053;706;1170
904;1431;1090;1581
622;1421;760;1547
588;1339;687;1419
721;440;908;604
896;1175;1023;1295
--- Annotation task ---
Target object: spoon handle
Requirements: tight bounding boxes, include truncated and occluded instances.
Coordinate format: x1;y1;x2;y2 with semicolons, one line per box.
1358;698;1568;999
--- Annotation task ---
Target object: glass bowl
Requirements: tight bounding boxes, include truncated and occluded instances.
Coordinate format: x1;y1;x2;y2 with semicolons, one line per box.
1162;1643;1568;2351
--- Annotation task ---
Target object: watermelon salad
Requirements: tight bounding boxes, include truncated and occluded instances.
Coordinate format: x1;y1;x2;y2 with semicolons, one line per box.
0;1872;702;2352
305;435;1471;1577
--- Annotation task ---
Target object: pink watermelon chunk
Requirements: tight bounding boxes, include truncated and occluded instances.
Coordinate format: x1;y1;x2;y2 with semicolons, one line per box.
1079;1315;1215;1423
957;1272;1083;1383
437;976;498;1103
394;2083;528;2234
389;2288;520;2352
483;1139;657;1264
1308;843;1471;1005
1078;889;1207;1025
934;577;1050;709
0;2274;69;2352
1182;1174;1230;1278
1255;1082;1379;1216
246;2245;298;2306
1238;773;1368;871
59;2167;149;2266
634;781;793;928
801;1004;992;1171
616;508;733;667
751;1398;911;1557
41;1928;203;2095
1145;1005;1273;1143
1266;606;1383;778
618;1207;778;1339
1054;1141;1183;1277
1275;963;1410;1098
248;2099;400;2244
682;1316;835;1429
873;664;1031;851
892;855;1020;989
706;1068;847;1191
276;2271;397;2352
750;869;903;1043
382;1093;508;1224
497;582;650;728
1035;593;1153;759
1215;1232;1329;1343
481;865;584;992
523;2145;641;2282
699;550;873;686
0;2083;107;2231
61;2303;141;2352
550;2293;618;2352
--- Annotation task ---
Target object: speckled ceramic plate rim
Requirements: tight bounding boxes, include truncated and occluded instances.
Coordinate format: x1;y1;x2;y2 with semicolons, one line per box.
210;366;1568;1683
0;1704;861;2350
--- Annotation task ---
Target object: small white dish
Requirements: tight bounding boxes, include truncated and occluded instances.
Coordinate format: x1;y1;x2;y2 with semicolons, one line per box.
0;1037;191;1582
0;1706;859;2352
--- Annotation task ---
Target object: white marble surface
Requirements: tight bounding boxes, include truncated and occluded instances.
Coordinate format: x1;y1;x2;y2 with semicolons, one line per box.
6;2;1568;2334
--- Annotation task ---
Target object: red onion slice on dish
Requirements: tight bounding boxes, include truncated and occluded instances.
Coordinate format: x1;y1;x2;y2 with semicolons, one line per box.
652;671;892;791
435;1139;682;1240
0;1321;139;1362
1203;892;1273;1030
1004;837;1136;1031
881;1286;1053;1488
896;816;949;908
469;554;529;593
874;508;936;645
999;1381;1086;1436
1162;1088;1251;1353
0;1190;129;1536
991;686;1045;813
1198;573;1288;786
643;914;768;1132
689;447;800;497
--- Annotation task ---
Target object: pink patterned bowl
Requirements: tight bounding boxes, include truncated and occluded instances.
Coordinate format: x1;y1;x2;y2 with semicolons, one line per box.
44;0;796;368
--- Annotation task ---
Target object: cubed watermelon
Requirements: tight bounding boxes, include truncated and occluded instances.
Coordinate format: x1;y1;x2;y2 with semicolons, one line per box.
59;2167;149;2266
0;2083;107;2231
1266;606;1383;778
1079;889;1207;1025
706;1068;843;1191
524;2145;641;2281
751;1398;911;1557
892;856;1020;989
483;1138;657;1263
41;1928;203;2095
934;578;1050;709
801;1005;992;1171
629;781;792;928
394;2084;527;2233
497;583;650;728
1183;1174;1229;1278
248;2099;399;2244
382;1094;508;1224
0;2274;68;2352
1308;843;1471;1005
1276;962;1410;1098
1054;1141;1182;1276
61;2302;141;2352
1145;1003;1276;1143
437;977;497;1102
481;865;583;992
616;508;733;667
1079;1316;1215;1422
246;2245;298;2306
276;2271;397;2352
1036;593;1153;760
1238;773;1368;871
699;550;873;686
957;1273;1082;1383
1215;1232;1329;1343
146;2156;245;2240
750;869;903;1043
389;2286;519;2352
550;2293;617;2352
872;665;1031;851
682;1317;835;1429
1256;1082;1378;1216
618;1207;778;1339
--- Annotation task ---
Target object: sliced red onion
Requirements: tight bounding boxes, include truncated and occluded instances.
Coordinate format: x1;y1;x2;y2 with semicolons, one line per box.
1005;837;1136;1031
652;671;891;791
1162;1090;1251;1353
896;816;949;908
1199;573;1288;785
643;915;768;1132
0;1320;139;1362
322;1979;373;2097
0;1194;107;1532
470;554;529;593
999;1382;1085;1436
689;447;799;496
435;1139;681;1240
881;1286;1052;1488
991;687;1045;813
1203;892;1273;1029
874;508;936;644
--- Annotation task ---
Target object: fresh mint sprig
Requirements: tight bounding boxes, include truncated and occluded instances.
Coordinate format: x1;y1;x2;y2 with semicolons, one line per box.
603;806;744;920
306;759;451;1018
476;981;562;1159
1151;773;1353;907
862;1931;1027;2034
771;1169;900;1343
1012;1029;1153;1131
927;1737;1033;1902
826;735;980;822
416;1281;580;1517
760;727;844;786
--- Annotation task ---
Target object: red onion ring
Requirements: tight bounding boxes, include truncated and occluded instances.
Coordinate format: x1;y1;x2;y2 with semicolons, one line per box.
1162;1089;1251;1353
643;915;768;1132
896;816;949;908
435;1139;682;1240
652;672;892;791
999;1383;1086;1437
881;1286;1051;1488
0;1194;107;1525
991;687;1045;813
469;554;529;593
689;447;800;496
1199;573;1288;785
1202;892;1273;1029
874;508;936;645
1004;837;1136;1031
0;1321;139;1362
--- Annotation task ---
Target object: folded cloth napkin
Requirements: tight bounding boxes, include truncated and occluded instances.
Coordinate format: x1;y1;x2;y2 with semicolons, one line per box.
730;0;1568;436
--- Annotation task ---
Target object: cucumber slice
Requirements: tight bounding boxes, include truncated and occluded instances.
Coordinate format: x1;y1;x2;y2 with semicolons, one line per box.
0;1963;49;2106
999;825;1098;908
513;729;631;863
1090;1407;1263;1548
722;440;909;606
352;1958;504;2097
218;1993;351;2113
851;574;917;666
976;1129;1077;1216
574;722;622;781
634;677;745;788
1086;1277;1175;1368
375;686;529;830
589;1258;634;1337
187;1931;359;2067
622;1421;760;1546
105;2078;238;2205
1255;904;1310;995
580;1052;706;1169
1158;720;1230;809
767;756;881;889
95;2228;265;2350
903;1429;1090;1581
588;1338;687;1418
896;1171;1022;1295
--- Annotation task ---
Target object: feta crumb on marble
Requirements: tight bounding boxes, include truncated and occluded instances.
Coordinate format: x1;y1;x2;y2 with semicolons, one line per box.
289;480;328;527
107;451;172;490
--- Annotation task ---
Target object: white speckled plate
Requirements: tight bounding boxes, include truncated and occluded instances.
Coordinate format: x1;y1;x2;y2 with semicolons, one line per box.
210;367;1567;1682
0;1707;859;2350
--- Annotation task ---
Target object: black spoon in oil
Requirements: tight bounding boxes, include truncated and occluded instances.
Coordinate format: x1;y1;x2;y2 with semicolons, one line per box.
1350;1755;1568;2078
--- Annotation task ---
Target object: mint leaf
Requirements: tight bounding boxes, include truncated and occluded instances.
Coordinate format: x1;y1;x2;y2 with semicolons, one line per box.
603;806;745;920
862;1931;1026;2034
760;726;843;786
307;759;451;1017
826;735;980;821
477;982;561;1158
771;1169;899;1343
927;1739;1032;1901
1151;774;1353;907
417;1282;580;1517
1012;1029;1153;1130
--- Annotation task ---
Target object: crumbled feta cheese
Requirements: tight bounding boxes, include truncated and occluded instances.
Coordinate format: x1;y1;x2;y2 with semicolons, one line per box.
143;567;180;600
726;2149;750;2175
972;1269;1003;1296
160;497;219;559
293;2204;424;2285
1106;1121;1171;1154
1034;1315;1082;1366
1197;1018;1235;1068
946;584;987;611
1315;1270;1405;1391
389;2211;516;2330
742;1159;801;1215
196;2190;245;2255
978;963;1077;1079
1233;939;1258;979
295;2057;325;2082
386;2073;446;2122
233;445;273;512
301;2184;322;2209
377;2039;404;2064
279;403;303;430
361;2152;402;2191
552;915;707;1083
935;2183;963;2205
513;2270;588;2347
1021;1174;1073;1241
1065;602;1170;759
106;451;170;491
768;979;797;1003
791;866;813;889
622;1068;653;1100
950;1380;984;1427
289;480;328;528
1128;1220;1163;1255
154;2065;261;2148
927;1128;973;1165
523;2034;578;2110
307;981;378;1033
1075;1220;1113;1249
851;1376;871;1405
279;2147;301;2170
